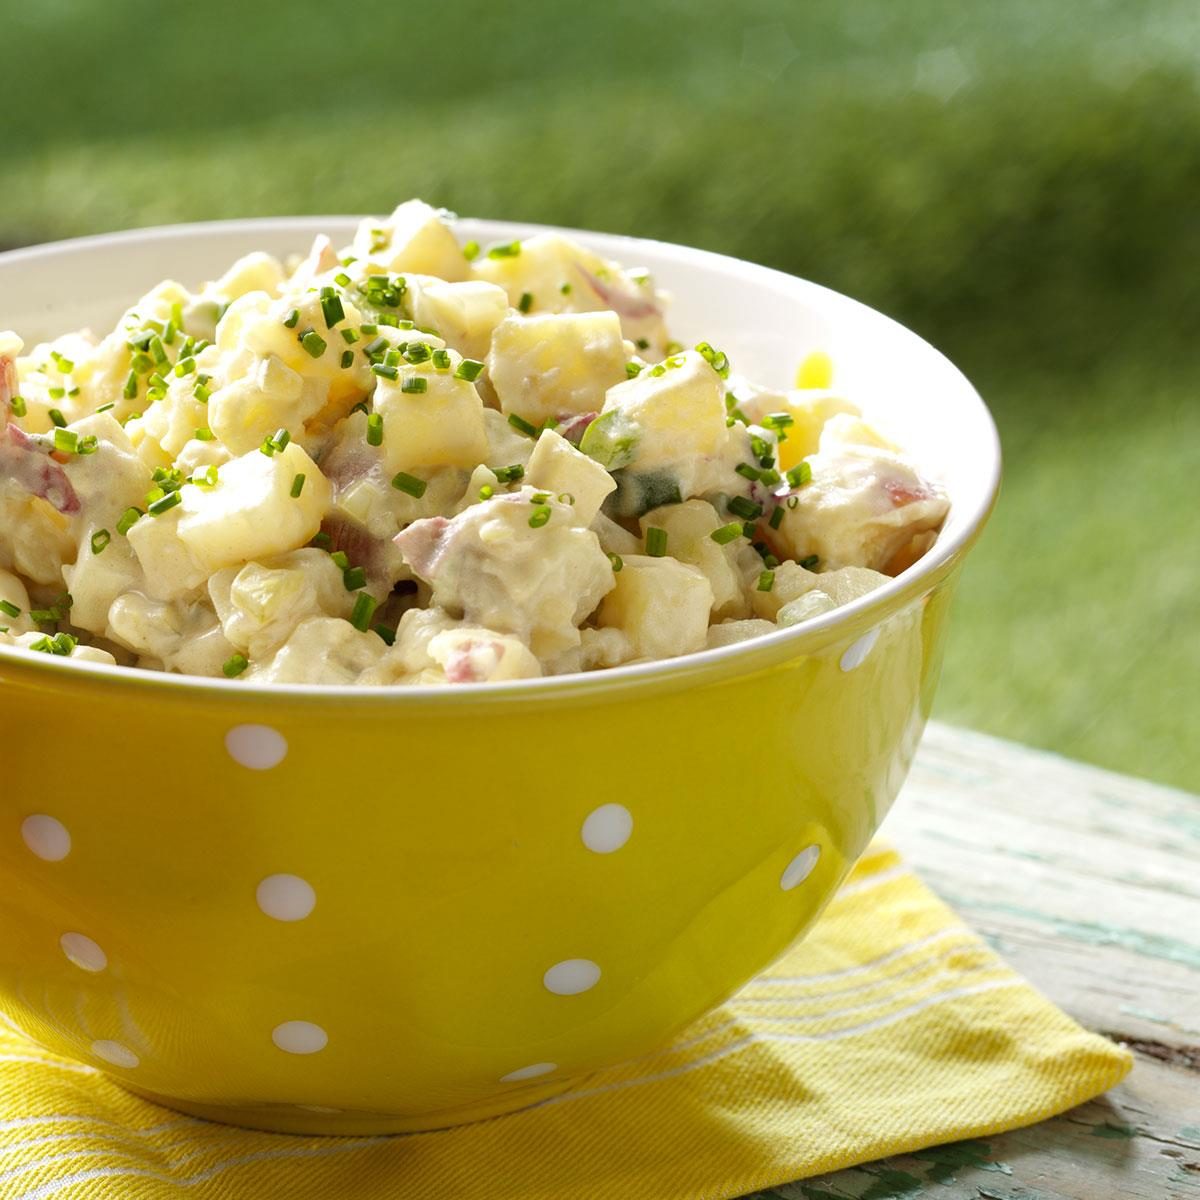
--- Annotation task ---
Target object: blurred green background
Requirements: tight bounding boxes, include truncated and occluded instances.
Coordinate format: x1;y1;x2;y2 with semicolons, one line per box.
4;1;1196;789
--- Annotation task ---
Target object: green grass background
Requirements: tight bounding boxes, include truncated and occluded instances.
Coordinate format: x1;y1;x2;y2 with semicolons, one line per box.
3;0;1196;789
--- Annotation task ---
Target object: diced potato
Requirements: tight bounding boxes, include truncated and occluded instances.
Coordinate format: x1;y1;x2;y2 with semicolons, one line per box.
488;312;627;425
62;413;151;522
410;280;509;360
482;408;536;469
240;290;366;383
425;626;542;682
107;593;234;676
639;499;748;618
125;505;209;600
584;350;727;472
209;252;287;303
209;549;352;658
775;391;861;469
173;442;331;575
133;377;212;463
777;591;837;626
525;429;616;524
591;511;641;557
597;554;713;660
250;615;383;684
3;628;116;666
352;200;469;282
374;358;488;473
474;232;668;352
208;355;328;455
750;560;821;620
580;625;634;669
64;533;144;632
706;618;776;648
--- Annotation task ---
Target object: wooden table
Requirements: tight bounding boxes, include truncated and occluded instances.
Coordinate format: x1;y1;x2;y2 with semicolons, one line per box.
746;722;1200;1200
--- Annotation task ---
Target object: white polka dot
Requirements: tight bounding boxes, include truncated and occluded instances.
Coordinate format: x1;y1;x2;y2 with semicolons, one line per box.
21;814;71;862
225;724;288;770
840;628;880;672
581;803;633;854
60;932;107;972
272;1021;328;1055
92;1039;139;1068
780;844;821;891
256;874;316;921
543;959;601;996
500;1061;557;1083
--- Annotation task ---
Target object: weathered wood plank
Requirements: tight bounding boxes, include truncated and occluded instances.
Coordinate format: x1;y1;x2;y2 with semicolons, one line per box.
740;722;1200;1200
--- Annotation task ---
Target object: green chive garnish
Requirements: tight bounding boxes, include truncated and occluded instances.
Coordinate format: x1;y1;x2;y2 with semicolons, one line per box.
290;473;306;498
343;566;367;592
768;505;785;530
487;240;521;259
608;553;623;573
90;529;111;555
645;527;668;557
9;395;26;417
454;358;484;382
116;507;142;535
786;462;812;488
799;554;820;570
48;408;66;428
147;491;181;516
507;412;538;437
757;569;775;593
401;377;428;394
528;505;551;528
53;428;79;454
366;414;383;446
350;592;377;631
462;240;480;260
371;363;398;380
518;291;533;313
223;653;249;678
390;471;427;498
492;463;524;484
0;600;20;618
728;495;763;521
299;329;327;358
710;522;743;545
283;308;300;328
320;291;345;328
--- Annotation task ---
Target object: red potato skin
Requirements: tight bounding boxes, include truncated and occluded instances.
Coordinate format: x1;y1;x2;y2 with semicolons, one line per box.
0;354;81;515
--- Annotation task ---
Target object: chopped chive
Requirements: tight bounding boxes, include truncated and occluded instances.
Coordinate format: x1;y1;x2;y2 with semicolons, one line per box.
299;329;327;358
193;382;211;403
728;495;763;521
763;411;794;431
360;322;378;334
710;522;743;545
507;412;538;437
162;319;177;345
454;358;484;382
530;491;550;504
431;348;451;370
403;342;431;364
799;554;820;570
283;308;300;328
48;408;66;428
390;471;427;498
487;240;521;258
90;529;111;555
371;363;399;380
334;272;352;287
401;376;428;394
77;435;98;455
560;281;572;294
116;507;142;535
635;337;650;350
53;428;79;454
735;462;761;481
48;387;66;400
769;505;786;530
363;335;388;359
95;402;115;413
608;553;623;573
492;463;524;484
194;427;215;441
645;526;668;557
366;413;384;446
462;240;480;260
528;505;552;528
9;395;26;417
191;465;219;488
343;565;367;591
759;467;782;486
222;653;249;678
51;350;75;374
349;591;377;631
290;473;306;498
372;622;396;646
147;490;182;516
320;292;345;328
479;484;494;500
384;349;401;367
149;335;167;365
743;522;757;538
311;531;332;549
0;600;20;618
625;361;642;379
694;340;730;377
786;461;812;488
340;327;360;344
341;350;354;368
757;569;775;593
330;550;349;569
518;291;534;313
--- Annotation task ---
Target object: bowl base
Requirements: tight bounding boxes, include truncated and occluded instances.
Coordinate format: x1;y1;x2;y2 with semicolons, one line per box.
117;1075;582;1136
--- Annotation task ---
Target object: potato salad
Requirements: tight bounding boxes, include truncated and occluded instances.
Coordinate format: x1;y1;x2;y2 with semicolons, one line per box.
0;200;949;685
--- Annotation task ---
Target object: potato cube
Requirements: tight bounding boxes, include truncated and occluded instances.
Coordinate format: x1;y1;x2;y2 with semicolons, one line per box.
173;442;330;575
374;358;488;472
640;499;747;617
525;429;616;524
598;554;714;660
411;280;509;361
352;200;468;282
488;312;627;425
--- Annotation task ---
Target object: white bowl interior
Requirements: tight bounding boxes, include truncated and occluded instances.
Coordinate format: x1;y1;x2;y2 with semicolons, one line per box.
0;216;999;691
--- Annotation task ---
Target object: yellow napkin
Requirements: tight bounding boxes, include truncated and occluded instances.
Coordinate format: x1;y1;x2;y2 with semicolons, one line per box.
0;845;1130;1200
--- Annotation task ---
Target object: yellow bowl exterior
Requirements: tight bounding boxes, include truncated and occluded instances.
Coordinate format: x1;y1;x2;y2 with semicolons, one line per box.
0;550;966;1135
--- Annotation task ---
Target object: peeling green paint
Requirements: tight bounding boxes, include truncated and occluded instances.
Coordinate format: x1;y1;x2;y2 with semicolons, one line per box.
1091;1121;1138;1138
859;1167;926;1199
1179;1123;1200;1140
912;1140;1012;1182
940;896;1200;971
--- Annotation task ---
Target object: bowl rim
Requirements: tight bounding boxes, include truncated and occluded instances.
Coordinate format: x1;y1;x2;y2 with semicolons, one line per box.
0;215;1001;703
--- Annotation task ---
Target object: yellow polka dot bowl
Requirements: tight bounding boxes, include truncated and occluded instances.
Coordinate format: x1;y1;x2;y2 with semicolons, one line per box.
0;218;1000;1133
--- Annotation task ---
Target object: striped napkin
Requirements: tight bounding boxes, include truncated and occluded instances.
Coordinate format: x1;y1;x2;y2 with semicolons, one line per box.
0;845;1131;1200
